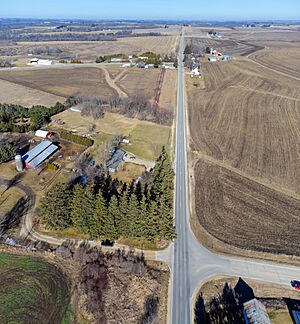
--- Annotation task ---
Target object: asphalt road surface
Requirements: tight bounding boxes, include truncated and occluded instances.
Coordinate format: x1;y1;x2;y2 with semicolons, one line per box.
170;29;191;324
159;30;300;324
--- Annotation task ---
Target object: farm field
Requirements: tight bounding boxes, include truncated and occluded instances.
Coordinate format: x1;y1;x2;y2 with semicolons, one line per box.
0;78;64;107
159;70;178;109
117;35;179;55
0;67;117;99
250;45;300;79
51;110;171;161
188;29;300;258
0;252;70;324
117;68;160;99
105;67;177;109
194;159;300;255
0;41;141;63
0;34;179;65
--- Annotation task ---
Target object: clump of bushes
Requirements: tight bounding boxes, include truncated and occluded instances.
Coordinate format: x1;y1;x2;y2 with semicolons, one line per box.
46;163;59;171
59;130;94;147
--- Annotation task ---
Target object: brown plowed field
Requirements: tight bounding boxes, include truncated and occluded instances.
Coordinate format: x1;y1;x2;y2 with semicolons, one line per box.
0;67;117;99
117;35;179;55
190;61;300;194
116;68;160;99
250;46;300;79
194;159;300;255
189;33;300;257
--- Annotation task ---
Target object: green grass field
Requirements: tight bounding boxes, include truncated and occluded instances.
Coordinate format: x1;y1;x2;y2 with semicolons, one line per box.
0;253;70;324
51;110;171;161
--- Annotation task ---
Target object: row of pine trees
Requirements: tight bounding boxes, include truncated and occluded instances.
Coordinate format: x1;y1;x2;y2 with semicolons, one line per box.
40;147;175;242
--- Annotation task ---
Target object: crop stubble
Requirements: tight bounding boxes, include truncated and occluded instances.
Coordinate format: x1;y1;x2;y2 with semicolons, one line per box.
189;47;300;256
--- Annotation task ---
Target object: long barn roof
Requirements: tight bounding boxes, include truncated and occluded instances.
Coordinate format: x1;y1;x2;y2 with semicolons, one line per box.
22;140;58;169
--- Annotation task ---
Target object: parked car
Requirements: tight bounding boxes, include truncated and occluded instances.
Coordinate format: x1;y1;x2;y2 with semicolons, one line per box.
101;240;114;247
291;280;300;290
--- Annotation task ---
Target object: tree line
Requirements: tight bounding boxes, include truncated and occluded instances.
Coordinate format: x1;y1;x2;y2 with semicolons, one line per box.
40;147;175;242
0;29;161;42
0;102;65;133
67;93;173;126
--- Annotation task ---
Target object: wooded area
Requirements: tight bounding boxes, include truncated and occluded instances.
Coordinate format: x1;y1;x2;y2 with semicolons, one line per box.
0;102;65;132
68;93;173;125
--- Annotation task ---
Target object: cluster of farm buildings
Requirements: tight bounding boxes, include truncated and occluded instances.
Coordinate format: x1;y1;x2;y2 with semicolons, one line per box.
14;128;135;174
207;47;231;62
188;46;231;78
118;57;176;70
28;55;176;70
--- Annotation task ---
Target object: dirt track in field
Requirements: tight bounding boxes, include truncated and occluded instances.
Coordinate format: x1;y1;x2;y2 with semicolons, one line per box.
188;30;300;257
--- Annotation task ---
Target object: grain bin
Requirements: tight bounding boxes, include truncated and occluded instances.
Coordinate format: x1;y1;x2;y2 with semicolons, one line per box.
15;155;24;172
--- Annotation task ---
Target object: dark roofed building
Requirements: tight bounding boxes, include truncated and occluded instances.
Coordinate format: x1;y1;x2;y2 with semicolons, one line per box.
106;148;125;173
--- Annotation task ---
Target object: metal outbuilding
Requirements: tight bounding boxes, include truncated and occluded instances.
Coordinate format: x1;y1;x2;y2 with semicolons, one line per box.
22;140;59;169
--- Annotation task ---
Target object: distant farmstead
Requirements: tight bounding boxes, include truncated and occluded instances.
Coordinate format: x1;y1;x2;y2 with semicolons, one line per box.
29;58;54;65
22;140;59;169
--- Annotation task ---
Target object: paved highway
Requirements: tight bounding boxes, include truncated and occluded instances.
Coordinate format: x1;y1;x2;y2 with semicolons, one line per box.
171;29;191;324
159;30;300;324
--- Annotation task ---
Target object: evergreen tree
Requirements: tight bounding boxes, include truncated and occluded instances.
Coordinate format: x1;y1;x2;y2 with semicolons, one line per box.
135;181;143;203
109;195;122;238
40;183;72;230
137;195;148;238
127;194;140;238
70;185;95;233
146;201;160;241
150;146;175;240
91;192;116;240
118;191;130;238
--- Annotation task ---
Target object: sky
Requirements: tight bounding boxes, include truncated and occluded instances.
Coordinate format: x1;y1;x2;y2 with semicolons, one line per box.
1;0;299;20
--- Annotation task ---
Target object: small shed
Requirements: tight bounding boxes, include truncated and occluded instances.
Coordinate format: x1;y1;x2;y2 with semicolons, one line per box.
163;62;175;69
222;55;231;61
137;62;145;68
35;130;52;138
208;56;217;62
145;64;155;69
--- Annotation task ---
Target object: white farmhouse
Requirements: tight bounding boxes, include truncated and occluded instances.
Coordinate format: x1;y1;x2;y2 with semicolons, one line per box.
191;67;200;77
